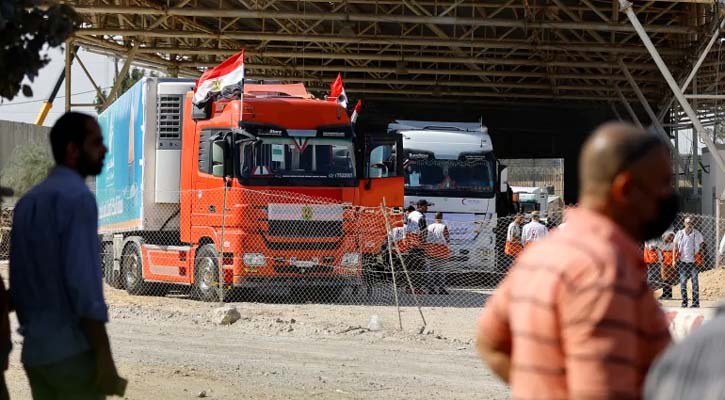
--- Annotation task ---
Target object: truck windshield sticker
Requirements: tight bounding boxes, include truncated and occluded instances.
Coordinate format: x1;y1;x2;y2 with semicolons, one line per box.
271;144;284;162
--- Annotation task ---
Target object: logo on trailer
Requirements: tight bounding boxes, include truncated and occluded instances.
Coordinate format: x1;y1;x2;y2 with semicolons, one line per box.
301;206;314;221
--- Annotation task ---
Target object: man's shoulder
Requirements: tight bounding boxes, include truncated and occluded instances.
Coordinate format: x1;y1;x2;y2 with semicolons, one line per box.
19;176;93;210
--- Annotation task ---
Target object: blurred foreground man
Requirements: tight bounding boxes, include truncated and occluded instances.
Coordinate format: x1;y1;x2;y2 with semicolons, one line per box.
10;112;125;399
644;305;725;400
476;122;674;399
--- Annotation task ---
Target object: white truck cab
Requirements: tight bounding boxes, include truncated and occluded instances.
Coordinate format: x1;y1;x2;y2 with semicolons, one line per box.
389;120;499;274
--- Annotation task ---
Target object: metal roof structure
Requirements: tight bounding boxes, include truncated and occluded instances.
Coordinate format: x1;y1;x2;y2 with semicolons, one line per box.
64;0;725;109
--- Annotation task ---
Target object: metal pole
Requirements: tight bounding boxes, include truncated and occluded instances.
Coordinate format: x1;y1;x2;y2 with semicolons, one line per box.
685;95;725;100
609;101;624;121
619;60;687;174
614;85;643;128
675;123;680;192
656;18;725;125
619;0;725;176
693;76;699;193
682;18;725;94
64;40;73;112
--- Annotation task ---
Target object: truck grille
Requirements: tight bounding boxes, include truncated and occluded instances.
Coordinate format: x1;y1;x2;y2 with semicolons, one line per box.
268;220;343;238
273;265;334;274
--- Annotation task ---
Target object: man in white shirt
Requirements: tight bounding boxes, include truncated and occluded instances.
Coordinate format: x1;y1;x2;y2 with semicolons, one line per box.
674;217;704;308
522;211;548;246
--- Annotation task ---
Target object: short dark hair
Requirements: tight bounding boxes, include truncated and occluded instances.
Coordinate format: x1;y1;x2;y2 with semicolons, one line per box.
49;112;97;164
434;212;443;220
406;205;415;213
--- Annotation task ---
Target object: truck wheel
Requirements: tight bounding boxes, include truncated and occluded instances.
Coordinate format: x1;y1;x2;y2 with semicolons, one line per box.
122;242;149;295
102;242;121;289
193;244;222;302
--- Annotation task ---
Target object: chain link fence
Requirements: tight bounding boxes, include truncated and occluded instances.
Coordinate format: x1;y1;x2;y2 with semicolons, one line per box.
3;190;725;315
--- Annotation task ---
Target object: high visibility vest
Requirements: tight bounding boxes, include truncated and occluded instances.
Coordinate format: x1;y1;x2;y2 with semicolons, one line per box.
425;223;450;259
406;211;427;249
661;250;675;266
505;241;524;257
643;248;658;264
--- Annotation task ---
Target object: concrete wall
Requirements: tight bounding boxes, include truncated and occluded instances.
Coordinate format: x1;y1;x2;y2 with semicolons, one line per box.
0;120;50;172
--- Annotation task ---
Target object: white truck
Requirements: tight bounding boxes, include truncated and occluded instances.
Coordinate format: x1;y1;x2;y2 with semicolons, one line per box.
511;186;549;216
388;120;510;278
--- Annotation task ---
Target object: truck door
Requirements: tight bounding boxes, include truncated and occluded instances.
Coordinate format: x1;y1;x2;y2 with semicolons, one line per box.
358;135;404;207
190;129;230;229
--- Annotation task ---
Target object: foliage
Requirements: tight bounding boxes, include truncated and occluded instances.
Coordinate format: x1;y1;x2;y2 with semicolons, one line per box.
95;68;158;112
0;0;81;100
0;142;54;197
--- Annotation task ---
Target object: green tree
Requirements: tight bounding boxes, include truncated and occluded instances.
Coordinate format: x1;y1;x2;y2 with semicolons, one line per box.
0;0;80;100
95;67;158;112
0;142;54;197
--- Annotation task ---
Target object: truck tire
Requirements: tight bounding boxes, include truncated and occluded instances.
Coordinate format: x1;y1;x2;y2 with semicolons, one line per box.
193;244;223;302
102;242;122;289
122;241;149;295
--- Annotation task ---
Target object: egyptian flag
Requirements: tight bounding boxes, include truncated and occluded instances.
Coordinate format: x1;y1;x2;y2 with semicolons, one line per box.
193;49;245;106
328;73;348;109
350;99;362;124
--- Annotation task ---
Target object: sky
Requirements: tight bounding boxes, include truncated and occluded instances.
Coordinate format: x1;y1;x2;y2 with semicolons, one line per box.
0;46;117;126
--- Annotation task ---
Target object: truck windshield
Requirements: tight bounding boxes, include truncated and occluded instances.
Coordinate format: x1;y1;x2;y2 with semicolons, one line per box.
403;151;495;198
240;137;356;180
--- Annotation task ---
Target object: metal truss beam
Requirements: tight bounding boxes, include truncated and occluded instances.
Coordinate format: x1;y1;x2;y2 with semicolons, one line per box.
130;47;659;70
619;0;725;176
71;6;695;34
74;30;685;56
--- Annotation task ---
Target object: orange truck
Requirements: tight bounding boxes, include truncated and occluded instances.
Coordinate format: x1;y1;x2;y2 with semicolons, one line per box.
96;78;402;301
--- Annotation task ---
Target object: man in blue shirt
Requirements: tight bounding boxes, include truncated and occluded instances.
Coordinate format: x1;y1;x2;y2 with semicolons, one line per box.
10;112;124;399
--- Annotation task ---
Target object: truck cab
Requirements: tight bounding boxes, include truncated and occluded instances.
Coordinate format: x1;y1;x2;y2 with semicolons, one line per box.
97;78;402;301
389;120;503;276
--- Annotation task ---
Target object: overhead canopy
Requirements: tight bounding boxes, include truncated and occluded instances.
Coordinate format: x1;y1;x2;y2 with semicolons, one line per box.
67;0;725;112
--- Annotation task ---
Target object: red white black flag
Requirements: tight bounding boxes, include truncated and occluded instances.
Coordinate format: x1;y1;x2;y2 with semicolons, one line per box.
350;99;362;124
193;49;245;105
328;73;348;109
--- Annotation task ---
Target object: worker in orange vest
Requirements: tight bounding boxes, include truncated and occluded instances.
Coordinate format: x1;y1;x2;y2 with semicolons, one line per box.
644;238;660;290
658;231;675;300
504;214;524;269
425;212;450;295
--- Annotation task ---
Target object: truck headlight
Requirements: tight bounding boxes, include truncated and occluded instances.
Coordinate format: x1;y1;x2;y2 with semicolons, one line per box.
243;253;266;266
341;253;360;267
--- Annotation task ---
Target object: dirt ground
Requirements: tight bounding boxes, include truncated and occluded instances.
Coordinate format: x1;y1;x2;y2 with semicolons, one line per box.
5;285;510;399
655;267;725;303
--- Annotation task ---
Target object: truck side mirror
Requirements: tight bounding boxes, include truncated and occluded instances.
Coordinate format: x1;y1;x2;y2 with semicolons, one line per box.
211;139;230;177
499;166;509;193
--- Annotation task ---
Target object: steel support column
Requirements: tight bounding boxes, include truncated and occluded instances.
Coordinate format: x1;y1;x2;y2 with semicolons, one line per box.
102;44;138;112
65;40;73;112
615;85;643;128
620;0;725;178
656;18;725;124
619;60;687;175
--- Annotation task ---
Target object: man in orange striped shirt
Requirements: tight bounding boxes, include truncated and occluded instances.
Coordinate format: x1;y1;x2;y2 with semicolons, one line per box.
477;122;675;399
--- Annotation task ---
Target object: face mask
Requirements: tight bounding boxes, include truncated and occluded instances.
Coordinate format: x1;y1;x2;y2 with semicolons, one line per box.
642;192;679;241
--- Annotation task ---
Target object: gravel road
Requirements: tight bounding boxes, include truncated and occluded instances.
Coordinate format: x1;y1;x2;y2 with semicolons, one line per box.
5;286;510;399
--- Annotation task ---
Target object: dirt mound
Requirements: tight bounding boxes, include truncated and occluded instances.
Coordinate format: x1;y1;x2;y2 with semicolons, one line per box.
669;267;725;301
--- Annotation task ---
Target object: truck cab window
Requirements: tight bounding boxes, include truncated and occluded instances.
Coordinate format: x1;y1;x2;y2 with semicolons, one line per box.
368;144;397;178
240;137;355;179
